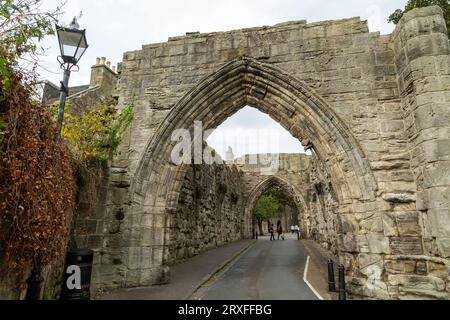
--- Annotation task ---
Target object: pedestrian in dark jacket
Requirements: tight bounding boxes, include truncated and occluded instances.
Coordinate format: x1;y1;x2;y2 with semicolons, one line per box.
269;224;276;241
277;220;284;240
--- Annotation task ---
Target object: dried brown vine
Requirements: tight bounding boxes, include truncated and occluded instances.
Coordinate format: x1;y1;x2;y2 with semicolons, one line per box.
0;65;76;279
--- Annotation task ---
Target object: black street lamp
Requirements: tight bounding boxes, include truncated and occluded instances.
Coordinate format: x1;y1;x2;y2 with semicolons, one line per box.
54;21;88;142
24;21;88;300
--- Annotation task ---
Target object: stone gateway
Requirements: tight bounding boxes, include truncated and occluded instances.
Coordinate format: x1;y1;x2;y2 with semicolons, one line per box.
70;6;450;300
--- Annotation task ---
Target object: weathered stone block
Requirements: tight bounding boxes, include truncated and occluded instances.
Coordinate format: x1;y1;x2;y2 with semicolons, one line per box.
405;33;449;61
388;274;445;291
382;213;399;237
428;209;450;238
423;139;450;162
359;216;384;234
87;235;104;249
436;238;450;258
337;215;359;233
390;237;424;255
385;259;416;274
366;234;391;254
423;162;450;188
339;234;359;253
382;193;416;204
359;253;382;269
395;212;422;236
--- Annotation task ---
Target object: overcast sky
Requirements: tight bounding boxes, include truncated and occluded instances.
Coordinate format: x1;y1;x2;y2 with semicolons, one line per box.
38;0;407;158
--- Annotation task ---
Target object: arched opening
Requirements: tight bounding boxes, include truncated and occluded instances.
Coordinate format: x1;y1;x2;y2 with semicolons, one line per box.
129;56;377;284
246;176;308;239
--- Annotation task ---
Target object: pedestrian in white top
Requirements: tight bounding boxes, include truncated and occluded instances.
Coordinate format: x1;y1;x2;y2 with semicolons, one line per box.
294;225;300;240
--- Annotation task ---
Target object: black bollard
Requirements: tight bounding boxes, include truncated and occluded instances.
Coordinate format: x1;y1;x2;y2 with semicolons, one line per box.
25;269;43;300
338;264;346;300
256;232;259;240
60;249;94;300
327;259;336;292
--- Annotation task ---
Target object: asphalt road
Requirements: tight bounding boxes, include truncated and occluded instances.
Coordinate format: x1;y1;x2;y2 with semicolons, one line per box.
195;235;318;300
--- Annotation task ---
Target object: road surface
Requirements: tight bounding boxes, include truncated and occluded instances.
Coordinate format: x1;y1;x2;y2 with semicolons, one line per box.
193;234;318;300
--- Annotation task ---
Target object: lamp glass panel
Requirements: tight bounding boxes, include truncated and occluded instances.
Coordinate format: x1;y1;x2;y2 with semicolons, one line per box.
58;29;83;58
74;35;88;61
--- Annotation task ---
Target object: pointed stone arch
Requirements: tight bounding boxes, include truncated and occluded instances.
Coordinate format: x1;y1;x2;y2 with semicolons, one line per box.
125;56;379;286
133;56;377;210
245;175;309;236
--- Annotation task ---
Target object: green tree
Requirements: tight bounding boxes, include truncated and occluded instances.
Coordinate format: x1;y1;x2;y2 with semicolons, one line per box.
255;194;280;235
0;0;64;99
388;0;450;35
266;186;296;209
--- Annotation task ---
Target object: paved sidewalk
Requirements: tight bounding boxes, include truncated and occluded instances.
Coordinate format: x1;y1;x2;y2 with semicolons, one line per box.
97;239;255;300
299;240;339;300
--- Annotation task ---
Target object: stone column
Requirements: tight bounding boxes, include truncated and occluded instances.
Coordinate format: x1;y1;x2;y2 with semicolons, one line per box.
394;5;450;259
392;5;450;299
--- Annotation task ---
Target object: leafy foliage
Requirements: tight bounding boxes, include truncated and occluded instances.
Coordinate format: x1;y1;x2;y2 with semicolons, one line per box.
254;186;298;227
388;0;450;35
55;103;134;162
0;0;64;100
265;186;296;209
0;67;75;277
255;194;280;223
50;102;133;210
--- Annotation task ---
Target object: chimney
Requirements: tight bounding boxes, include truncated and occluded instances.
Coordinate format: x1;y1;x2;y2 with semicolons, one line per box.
96;57;101;65
90;56;118;89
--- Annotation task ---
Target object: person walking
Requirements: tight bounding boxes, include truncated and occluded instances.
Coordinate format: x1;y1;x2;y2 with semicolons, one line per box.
295;225;301;240
277;220;284;241
269;223;275;241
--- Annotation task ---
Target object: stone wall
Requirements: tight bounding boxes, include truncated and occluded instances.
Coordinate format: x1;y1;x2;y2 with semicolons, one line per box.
167;162;245;265
387;5;450;300
73;6;449;299
309;154;339;255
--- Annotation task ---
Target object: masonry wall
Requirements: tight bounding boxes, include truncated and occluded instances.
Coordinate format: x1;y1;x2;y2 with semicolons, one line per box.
91;6;450;299
388;5;450;299
167;163;246;265
309;154;339;255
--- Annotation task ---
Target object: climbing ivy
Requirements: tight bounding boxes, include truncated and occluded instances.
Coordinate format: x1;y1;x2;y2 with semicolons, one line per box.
50;102;134;207
54;103;134;162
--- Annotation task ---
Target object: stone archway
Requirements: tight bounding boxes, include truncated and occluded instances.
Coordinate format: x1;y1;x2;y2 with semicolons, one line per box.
126;56;378;288
245;176;309;238
77;8;450;300
133;57;377;207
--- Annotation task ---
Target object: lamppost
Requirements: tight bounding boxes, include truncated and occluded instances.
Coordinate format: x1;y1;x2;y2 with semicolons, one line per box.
54;21;88;142
25;21;88;301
